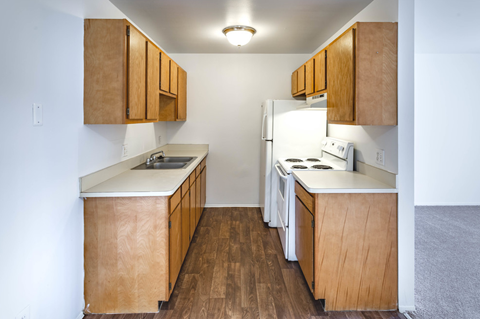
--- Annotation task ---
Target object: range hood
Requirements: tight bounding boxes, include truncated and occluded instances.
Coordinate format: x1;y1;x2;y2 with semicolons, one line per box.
297;93;327;109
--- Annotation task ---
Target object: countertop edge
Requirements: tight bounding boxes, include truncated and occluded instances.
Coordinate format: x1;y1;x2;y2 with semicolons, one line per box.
293;171;398;194
80;151;208;198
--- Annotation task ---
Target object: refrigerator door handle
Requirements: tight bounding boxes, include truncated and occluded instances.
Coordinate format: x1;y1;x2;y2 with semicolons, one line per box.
275;164;288;180
261;113;268;141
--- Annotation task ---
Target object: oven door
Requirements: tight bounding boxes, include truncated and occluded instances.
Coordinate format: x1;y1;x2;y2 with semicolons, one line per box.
275;164;290;259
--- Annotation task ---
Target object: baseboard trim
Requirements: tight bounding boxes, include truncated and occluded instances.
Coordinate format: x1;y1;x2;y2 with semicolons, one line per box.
399;305;415;312
415;203;480;206
75;312;84;319
205;204;260;208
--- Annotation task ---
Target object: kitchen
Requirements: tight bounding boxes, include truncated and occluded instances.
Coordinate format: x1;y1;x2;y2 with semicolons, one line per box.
1;0;417;319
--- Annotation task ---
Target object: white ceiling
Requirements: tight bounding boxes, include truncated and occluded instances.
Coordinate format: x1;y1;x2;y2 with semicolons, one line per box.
109;0;373;54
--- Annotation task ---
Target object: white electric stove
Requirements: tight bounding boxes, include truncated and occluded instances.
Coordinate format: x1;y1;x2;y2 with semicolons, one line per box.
274;137;354;260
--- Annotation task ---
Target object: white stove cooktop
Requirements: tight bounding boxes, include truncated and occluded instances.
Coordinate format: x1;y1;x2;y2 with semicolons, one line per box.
278;157;345;173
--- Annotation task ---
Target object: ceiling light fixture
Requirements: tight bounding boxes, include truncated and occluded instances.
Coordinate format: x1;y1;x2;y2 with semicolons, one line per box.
222;25;257;46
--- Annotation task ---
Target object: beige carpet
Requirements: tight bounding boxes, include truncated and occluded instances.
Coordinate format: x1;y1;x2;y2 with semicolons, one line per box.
410;206;480;319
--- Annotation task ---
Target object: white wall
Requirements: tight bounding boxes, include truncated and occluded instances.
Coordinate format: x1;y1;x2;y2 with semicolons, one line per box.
414;0;480;205
167;54;309;206
0;1;167;319
311;0;399;173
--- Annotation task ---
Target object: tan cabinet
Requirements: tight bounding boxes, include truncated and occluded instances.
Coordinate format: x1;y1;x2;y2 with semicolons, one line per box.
314;50;327;93
294;181;397;311
176;67;187;121
84;19;186;124
291;71;298;95
200;166;206;214
169;201;182;295
305;59;314;95
291;64;306;96
195;173;201;226
83;159;207;314
328;22;397;125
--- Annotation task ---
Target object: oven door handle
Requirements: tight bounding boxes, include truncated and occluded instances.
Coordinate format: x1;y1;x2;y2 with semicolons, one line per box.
275;164;288;180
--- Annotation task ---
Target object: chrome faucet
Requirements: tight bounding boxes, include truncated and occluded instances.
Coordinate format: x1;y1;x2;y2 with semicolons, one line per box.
146;150;165;164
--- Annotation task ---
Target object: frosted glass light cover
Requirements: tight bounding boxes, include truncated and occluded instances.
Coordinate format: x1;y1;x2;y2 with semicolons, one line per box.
225;30;253;46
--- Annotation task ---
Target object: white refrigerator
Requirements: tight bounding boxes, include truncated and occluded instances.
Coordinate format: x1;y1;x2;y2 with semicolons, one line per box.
260;100;327;227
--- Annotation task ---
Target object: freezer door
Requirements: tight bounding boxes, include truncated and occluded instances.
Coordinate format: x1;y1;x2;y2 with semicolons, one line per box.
260;139;273;222
261;100;273;141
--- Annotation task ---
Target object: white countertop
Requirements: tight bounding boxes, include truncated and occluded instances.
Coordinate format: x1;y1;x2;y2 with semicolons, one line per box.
292;170;397;193
80;149;208;197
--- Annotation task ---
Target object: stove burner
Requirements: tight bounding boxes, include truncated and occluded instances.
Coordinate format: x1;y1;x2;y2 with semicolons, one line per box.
291;165;308;169
306;158;321;162
312;165;333;170
286;158;303;163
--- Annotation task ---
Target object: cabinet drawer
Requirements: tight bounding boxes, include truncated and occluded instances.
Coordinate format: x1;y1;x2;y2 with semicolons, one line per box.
195;164;201;177
200;157;206;171
295;181;314;214
181;177;190;198
169;187;181;214
189;171;196;186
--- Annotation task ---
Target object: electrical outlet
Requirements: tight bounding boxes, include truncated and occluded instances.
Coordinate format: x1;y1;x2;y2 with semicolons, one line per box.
158;135;162;145
32;103;43;126
16;306;30;319
375;149;385;166
122;144;128;157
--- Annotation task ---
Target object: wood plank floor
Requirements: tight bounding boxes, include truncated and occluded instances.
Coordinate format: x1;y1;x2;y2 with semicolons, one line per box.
85;208;405;319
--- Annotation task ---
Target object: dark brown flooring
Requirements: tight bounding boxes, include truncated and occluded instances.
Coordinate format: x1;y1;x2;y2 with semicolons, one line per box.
85;208;405;319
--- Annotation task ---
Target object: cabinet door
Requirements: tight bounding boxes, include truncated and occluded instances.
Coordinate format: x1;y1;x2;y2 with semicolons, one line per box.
190;178;196;239
314;50;326;92
297;65;305;93
181;194;190;261
169;202;182;293
328;28;355;122
201;167;206;214
291;71;298;95
170;60;178;95
127;26;146;120
146;42;160;120
196;175;201;226
295;196;314;294
176;67;187;121
160;52;170;93
305;59;314;95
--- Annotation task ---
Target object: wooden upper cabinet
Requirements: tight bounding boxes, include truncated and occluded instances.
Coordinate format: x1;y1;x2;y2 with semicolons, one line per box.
160;52;170;93
170;60;178;95
146;42;160;120
291;71;298;95
328;22;398;125
297;64;306;93
176;67;187;121
328;28;355;123
314;50;327;93
305;59;314;95
127;26;147;120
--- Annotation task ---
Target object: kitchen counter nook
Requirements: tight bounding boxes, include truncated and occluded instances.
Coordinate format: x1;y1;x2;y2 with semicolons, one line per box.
80;144;208;314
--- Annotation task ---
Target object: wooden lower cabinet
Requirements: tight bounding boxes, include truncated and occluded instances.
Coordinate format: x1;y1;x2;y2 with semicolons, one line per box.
200;166;206;215
294;182;398;311
195;173;201;226
84;160;207;314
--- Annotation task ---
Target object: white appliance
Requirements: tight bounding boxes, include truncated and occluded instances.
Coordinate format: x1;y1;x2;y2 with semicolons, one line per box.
260;99;327;228
275;137;354;260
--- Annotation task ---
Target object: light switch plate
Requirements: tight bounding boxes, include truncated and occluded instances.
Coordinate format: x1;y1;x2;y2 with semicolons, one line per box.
33;103;43;126
122;144;128;157
375;149;385;166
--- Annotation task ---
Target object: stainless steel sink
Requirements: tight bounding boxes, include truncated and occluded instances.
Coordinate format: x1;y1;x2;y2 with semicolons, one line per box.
132;156;197;170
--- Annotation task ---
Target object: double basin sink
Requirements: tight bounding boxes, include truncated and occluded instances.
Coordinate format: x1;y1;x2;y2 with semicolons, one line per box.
132;157;197;170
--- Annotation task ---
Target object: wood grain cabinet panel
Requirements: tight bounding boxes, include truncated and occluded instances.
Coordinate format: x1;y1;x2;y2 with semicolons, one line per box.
327;22;398;125
169;60;178;95
327;28;355;122
84;197;169;314
200;166;206;214
190;178;197;240
160;52;170;93
294;190;398;311
305;59;314;95
291;71;297;95
195;175;201;227
297;64;306;93
181;193;190;261
169;202;182;295
314;50;327;93
127;26;147;120
176;67;187;121
146;42;160;120
295;196;314;294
